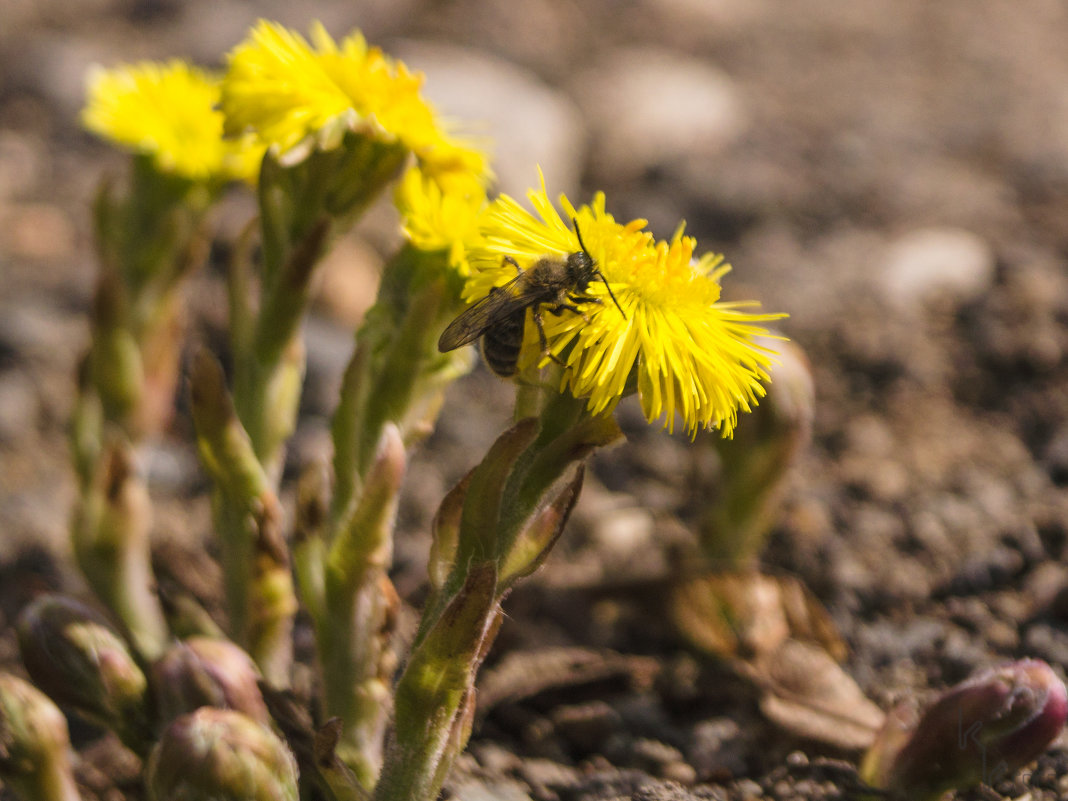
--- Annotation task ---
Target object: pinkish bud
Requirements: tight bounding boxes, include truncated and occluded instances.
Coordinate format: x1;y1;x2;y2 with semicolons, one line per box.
16;594;150;751
147;708;299;801
862;659;1068;800
151;637;270;725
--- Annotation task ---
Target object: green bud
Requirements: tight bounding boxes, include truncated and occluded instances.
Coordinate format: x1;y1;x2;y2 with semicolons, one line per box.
147;708;299;801
697;336;815;566
151;637;270;725
16;594;150;751
862;659;1068;800
0;673;80;801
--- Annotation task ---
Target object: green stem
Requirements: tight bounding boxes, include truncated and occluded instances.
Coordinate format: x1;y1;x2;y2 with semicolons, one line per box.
313;425;404;789
376;397;620;801
373;564;500;801
191;351;295;684
72;439;168;661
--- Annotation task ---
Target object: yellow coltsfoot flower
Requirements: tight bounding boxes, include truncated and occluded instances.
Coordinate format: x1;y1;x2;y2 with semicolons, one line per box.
221;20;487;183
82;60;261;183
465;174;784;436
395;166;489;276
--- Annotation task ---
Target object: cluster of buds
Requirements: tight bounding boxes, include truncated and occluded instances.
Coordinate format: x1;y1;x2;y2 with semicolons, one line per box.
5;593;296;801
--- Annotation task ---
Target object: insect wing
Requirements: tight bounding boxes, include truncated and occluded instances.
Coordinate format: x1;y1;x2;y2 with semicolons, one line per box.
437;274;536;352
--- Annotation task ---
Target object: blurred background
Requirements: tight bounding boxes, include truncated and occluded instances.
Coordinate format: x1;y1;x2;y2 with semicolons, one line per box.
3;1;1068;796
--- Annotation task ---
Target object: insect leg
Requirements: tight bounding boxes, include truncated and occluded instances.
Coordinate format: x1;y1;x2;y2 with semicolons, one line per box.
503;255;522;275
532;306;567;367
548;303;583;316
568;295;603;306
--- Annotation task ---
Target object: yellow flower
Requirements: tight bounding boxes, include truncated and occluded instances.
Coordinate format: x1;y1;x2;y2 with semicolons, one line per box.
395;166;488;276
82;60;262;182
221;20;488;182
468;174;784;436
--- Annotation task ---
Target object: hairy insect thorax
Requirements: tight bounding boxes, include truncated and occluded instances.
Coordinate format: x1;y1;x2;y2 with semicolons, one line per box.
565;251;595;290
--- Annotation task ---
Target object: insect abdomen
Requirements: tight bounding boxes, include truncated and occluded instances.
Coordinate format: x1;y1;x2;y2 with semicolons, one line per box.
480;309;526;377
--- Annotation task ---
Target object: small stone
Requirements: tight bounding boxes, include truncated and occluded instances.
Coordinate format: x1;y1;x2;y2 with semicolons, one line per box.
660;761;697;786
0;132;44;199
551;701;621;753
732;778;764;799
393;41;585;197
313;235;383;329
687;718;744;782
0;370;37;444
881;227;995;309
591;506;656;556
1;203;76;261
573;47;746;181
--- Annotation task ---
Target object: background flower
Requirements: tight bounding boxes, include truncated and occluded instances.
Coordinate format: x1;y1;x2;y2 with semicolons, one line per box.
221;20;487;182
395;166;489;276
82;60;261;182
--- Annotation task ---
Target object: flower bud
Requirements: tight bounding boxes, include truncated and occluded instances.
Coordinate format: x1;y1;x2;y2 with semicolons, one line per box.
861;659;1068;800
697;337;815;565
146;708;299;801
16;594;150;751
151;637;270;725
0;673;80;801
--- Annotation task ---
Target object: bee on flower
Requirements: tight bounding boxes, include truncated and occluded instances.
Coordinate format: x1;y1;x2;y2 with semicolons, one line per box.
449;172;784;436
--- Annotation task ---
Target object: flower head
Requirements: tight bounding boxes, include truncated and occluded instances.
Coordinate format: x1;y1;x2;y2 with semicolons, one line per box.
395;166;489;276
82;60;262;182
221;20;488;183
466;173;783;436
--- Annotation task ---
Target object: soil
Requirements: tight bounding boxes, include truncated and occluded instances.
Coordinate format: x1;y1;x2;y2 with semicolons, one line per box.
3;1;1068;800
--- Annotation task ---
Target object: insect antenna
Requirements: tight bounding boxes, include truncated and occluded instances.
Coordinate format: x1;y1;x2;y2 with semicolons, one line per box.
573;218;626;320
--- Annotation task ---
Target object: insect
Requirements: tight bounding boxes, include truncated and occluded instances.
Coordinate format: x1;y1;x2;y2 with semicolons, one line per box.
437;221;626;377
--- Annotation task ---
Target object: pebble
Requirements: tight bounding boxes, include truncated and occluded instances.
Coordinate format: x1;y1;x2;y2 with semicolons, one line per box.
572;47;746;181
393;41;586;198
450;779;534;801
880;227;996;309
590;506;656;557
551;701;621;753
0;202;76;261
301;313;362;416
0;300;86;369
686;718;747;781
0;132;45;199
15;33;110;120
731;778;764;800
141;439;201;495
1023;623;1068;670
639;0;767;30
0;369;38;444
312;234;383;330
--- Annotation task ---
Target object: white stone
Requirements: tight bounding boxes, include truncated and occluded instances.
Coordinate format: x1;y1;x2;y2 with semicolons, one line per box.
392;41;586;198
572;47;747;179
881;227;995;308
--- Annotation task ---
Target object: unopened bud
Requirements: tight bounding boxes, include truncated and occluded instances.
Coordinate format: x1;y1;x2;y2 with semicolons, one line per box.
861;659;1068;800
151;637;270;725
0;673;80;801
147;708;299;801
698;336;815;565
16;594;149;751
